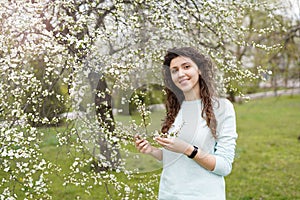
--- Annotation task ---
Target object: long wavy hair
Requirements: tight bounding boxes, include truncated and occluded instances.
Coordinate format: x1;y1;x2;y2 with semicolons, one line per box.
161;47;218;138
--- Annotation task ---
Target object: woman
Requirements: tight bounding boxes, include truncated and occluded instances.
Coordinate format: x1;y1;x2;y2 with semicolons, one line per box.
134;47;238;200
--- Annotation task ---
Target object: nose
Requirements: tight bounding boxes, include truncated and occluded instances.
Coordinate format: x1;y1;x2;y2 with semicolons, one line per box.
178;68;185;77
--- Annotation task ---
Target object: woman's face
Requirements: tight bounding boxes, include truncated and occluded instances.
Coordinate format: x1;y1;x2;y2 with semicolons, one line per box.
169;56;201;100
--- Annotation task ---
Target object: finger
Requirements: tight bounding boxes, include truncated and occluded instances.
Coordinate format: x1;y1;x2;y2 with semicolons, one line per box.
155;137;169;144
141;143;149;152
156;136;171;142
155;138;168;147
134;135;145;144
137;140;148;150
134;134;142;141
135;138;144;148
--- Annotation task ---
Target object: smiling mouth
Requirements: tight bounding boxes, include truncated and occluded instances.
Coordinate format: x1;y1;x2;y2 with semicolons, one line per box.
179;79;189;84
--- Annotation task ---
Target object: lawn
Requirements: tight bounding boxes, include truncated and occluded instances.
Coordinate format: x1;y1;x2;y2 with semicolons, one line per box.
226;95;300;199
7;95;300;199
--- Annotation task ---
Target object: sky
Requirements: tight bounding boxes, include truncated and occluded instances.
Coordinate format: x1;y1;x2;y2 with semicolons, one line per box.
278;0;300;21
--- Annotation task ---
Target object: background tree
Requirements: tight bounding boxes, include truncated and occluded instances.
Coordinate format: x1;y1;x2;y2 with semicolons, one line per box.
269;0;300;93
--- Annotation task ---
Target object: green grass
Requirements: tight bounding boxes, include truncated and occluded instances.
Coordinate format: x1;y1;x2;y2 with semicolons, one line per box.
3;95;300;199
226;95;300;199
37;112;165;199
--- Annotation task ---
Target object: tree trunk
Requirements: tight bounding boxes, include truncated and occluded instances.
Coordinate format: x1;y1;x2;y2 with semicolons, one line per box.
89;72;121;171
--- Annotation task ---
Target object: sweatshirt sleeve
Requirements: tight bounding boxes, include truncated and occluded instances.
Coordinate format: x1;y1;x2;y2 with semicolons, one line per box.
212;99;238;176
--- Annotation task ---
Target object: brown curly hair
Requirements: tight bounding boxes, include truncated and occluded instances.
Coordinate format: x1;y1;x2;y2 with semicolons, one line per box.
161;47;218;138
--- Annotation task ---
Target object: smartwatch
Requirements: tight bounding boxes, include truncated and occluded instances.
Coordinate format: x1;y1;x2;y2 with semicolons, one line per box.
188;146;198;159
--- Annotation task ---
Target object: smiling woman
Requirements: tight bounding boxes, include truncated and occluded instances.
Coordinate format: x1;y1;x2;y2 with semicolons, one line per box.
169;56;201;101
134;47;238;200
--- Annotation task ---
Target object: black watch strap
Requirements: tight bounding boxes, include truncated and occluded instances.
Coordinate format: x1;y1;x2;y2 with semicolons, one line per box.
188;146;198;159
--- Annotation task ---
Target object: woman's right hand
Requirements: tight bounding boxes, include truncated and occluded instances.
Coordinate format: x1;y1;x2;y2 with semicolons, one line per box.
134;134;153;154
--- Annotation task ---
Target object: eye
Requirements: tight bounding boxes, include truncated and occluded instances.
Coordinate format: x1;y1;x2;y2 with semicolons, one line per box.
184;65;190;69
170;68;178;74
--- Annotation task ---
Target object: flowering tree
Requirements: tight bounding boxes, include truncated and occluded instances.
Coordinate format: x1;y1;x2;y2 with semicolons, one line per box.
229;0;300;95
267;0;300;91
0;0;287;199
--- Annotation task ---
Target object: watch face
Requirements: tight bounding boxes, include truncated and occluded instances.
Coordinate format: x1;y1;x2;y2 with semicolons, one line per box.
188;146;198;158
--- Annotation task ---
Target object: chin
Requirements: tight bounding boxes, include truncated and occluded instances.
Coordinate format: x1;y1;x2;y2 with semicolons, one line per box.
181;88;192;93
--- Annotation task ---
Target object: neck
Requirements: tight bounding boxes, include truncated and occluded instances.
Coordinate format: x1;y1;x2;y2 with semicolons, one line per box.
183;92;201;101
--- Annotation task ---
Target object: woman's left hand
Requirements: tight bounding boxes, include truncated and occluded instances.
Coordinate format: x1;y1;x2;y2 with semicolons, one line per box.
155;137;192;154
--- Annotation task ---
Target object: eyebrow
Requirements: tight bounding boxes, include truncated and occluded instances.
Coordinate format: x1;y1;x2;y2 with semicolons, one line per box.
170;62;191;68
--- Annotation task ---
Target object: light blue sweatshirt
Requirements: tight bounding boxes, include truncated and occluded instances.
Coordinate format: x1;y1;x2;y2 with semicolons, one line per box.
159;98;238;200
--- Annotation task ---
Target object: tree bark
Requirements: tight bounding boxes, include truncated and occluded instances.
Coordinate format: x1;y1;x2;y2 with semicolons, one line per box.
89;72;121;171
